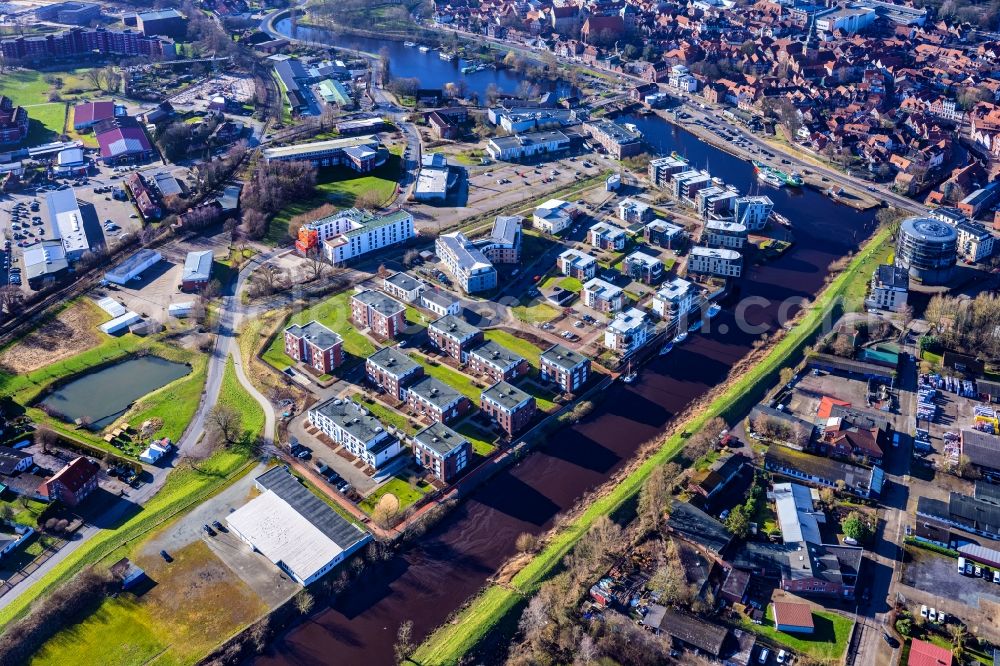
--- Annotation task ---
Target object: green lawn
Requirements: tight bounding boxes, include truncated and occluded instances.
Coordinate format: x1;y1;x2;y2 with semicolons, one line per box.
455;420;498;456
217;357;266;440
358;476;432;515
483;329;543;368
511;300;561;325
0;70;51;105
23;103;66;145
409;354;482;401
739;606;853;662
412;228;893;664
261;292;377;371
540;275;583;293
353;393;417;435
265;157;401;245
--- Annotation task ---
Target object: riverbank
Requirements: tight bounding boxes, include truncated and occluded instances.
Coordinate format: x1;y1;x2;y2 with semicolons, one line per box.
651;109;882;212
410;225;892;664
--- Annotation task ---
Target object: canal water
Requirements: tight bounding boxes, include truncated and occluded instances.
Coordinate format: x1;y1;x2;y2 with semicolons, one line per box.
39;356;190;429
257;114;876;665
273;19;576;101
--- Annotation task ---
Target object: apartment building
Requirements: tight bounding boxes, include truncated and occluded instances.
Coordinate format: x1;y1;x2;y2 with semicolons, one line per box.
588;222;627;251
405;376;472;424
645;219;687;249
294;208;414;264
284;321;343;374
308;398;403;470
702;220;748;249
365;346;424;400
480;381;537;437
687;246;743;278
582;277;625;313
382;272;425;303
865;264;909;312
413;422;470;483
604;308;653;354
540;344;591;394
428;315;484;362
558;248;597;280
652;277;700;329
350;290;406;339
436;231;498;294
621;251;664;285
468;340;530;383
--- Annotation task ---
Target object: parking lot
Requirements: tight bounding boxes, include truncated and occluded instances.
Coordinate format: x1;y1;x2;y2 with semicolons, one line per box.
903;545;1000;611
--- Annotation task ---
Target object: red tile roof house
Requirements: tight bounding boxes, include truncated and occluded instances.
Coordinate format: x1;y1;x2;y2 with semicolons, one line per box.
38;457;100;506
908;638;953;666
73;101;117;131
772;600;815;634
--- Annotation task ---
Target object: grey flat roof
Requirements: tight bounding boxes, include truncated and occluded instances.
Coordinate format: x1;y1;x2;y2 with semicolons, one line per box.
407;376;464;409
314;398;392;444
430;314;480;341
422;290;457;308
367;346;421;377
490;216;522;245
182;250;213;282
470;340;525;370
414;421;469;455
385;272;423;293
481;380;532;411
353;289;405;317
541;343;588;370
254;466;369;549
286;320;342;351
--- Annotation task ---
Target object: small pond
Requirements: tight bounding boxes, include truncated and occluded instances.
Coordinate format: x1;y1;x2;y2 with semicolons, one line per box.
40;356;190;430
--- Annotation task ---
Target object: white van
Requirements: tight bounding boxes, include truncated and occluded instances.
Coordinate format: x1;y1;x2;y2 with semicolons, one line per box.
958;556;966;574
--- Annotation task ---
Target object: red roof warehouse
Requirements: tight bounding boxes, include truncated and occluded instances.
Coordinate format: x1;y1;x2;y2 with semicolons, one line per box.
96;122;155;165
73;101;117;131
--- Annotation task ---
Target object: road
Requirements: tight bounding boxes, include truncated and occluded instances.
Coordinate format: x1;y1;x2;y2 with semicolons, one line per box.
0;247;279;612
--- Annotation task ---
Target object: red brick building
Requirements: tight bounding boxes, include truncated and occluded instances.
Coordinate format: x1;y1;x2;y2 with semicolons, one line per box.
428;315;483;362
365;346;424;401
413;421;470;483
284;321;343;374
350;290;406;340
540;344;591;394
467;340;530;384
38;457;100;506
405;376;472;424
480;381;536;438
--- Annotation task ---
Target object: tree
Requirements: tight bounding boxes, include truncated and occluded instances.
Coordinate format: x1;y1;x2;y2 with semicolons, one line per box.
842;511;874;543
648;540;693;606
294;590;315;615
779;367;795;386
637;463;674;536
0;285;25;316
371;493;399;529
355;188;385;210
303;246;329;282
209;404;242;445
393;620;415;663
724;505;751;538
35;425;58;452
876;207;905;241
250;263;286;298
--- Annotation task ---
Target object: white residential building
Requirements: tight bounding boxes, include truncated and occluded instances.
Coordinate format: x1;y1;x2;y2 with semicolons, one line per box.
296;208;414;264
703;220;748;249
533;199;574;234
604;308;653;355
956;222;995;263
618;198;653;224
557;248;597;280
734;196;773;231
865;264;909;312
582;277;624;313
436;231;498;293
652;277;700;328
687;246;743;278
307;398;403;470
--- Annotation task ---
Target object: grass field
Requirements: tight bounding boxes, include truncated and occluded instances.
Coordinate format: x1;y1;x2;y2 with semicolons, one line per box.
411;227;892;664
30;539;268;666
353;393;417;435
0;447;256;629
359;476;432;515
739;606;853;662
261;292;378;371
409;354;483;401
217;357;266;440
0;70;52;106
456;420;498;456
23;103;66;145
511;299;561;325
540;275;583;293
265;157;402;245
483;329;543;368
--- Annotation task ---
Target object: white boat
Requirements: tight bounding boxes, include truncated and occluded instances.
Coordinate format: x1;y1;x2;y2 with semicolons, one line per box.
439;51;455;61
673;331;688;344
757;170;783;187
418;45;431;53
659;342;674;356
689;320;703;333
707;304;721;318
622;360;637;384
404;41;416;47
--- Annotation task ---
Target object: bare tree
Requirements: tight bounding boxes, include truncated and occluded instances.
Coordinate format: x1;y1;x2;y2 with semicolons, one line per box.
304;246;329;283
393;620;415;664
35;425;59;452
294;590;315;615
209;404;242;445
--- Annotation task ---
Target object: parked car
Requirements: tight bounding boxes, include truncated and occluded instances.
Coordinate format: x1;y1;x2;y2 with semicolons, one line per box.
212;520;225;532
758;647;770;664
203;524;216;536
920;605;928;619
776;650;787;664
160;550;173;562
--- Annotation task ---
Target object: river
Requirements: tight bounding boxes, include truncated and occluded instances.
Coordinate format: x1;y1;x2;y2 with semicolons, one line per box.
272;19;575;102
256;113;876;665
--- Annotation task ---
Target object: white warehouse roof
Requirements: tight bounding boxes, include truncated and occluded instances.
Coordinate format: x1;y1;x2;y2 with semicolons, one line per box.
226;489;348;584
